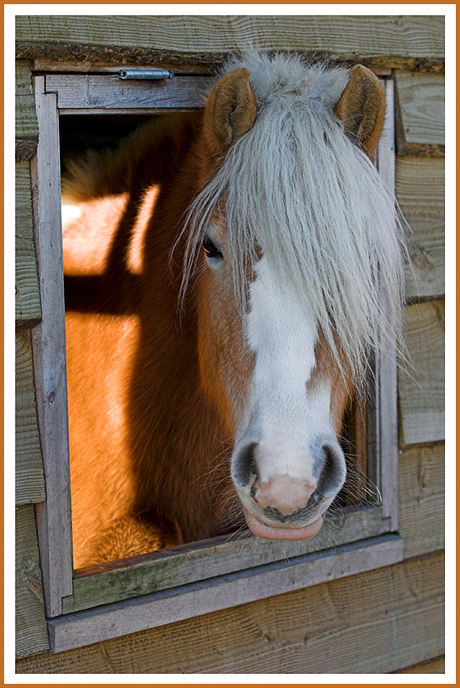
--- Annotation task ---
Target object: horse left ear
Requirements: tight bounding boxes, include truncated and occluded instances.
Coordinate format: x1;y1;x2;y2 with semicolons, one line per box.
334;65;385;161
203;68;257;168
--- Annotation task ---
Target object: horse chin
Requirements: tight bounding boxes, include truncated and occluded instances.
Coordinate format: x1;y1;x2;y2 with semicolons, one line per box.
244;509;323;541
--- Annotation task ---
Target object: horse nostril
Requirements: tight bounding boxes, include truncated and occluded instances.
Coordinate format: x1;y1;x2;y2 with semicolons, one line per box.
316;443;347;498
232;442;258;488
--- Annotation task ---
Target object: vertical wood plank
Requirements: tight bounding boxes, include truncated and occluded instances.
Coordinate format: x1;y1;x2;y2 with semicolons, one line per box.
15;161;42;324
16;60;39;161
16;504;50;657
376;79;399;531
31;77;74;617
15;330;45;504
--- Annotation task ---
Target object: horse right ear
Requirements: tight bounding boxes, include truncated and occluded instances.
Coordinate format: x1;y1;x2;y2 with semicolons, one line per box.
203;68;257;168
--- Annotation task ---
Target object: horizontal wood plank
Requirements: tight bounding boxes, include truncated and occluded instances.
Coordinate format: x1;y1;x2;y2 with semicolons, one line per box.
16;15;444;70
15;330;45;505
52;535;403;653
404;217;445;301
398;443;445;558
398;301;445;446
396;157;445;220
34;58;217;75
36;58;393;77
396;157;445;300
46;73;211;111
64;506;391;614
16;60;39;160
398;656;445;674
15;552;444;673
15;505;50;658
395;71;444;155
16;162;41;324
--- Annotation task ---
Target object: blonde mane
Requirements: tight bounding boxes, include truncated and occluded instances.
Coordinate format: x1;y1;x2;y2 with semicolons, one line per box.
182;52;406;388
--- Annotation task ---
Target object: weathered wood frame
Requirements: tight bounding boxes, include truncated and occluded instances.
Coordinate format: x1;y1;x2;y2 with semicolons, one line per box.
32;72;402;653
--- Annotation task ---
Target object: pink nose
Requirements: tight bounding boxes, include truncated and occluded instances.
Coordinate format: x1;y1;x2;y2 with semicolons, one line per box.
254;475;317;516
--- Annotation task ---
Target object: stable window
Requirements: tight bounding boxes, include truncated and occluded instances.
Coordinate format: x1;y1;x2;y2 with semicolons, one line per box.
31;67;402;653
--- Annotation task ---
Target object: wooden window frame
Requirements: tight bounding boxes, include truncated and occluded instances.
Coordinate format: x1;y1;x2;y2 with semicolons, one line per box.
31;71;403;653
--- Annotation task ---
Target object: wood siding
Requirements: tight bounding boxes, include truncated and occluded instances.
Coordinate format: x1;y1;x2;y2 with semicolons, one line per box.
15;60;39;161
14;14;445;673
16;505;49;657
16;553;444;674
15;161;41;326
395;71;444;155
16;15;444;71
15;330;45;505
396;157;444;300
399;301;445;446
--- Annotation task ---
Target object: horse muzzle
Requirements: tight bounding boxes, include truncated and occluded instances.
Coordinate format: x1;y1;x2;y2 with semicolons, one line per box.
231;440;346;540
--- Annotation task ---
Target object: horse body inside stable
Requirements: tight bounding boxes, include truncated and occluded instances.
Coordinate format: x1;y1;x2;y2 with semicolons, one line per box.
62;53;405;569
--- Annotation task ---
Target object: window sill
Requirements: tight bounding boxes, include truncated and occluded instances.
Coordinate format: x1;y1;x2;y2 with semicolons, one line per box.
48;533;403;653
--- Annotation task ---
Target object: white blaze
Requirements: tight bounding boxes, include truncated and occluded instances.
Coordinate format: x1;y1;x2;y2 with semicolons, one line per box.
241;256;333;484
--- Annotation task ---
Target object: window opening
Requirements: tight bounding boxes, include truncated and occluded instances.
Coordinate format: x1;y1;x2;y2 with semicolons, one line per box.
60;110;383;572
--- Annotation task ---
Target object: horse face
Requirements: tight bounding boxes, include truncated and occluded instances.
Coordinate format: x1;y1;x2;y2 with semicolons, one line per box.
198;227;349;540
195;63;386;540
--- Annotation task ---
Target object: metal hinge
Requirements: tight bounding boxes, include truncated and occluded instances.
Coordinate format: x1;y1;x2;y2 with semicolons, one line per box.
118;68;174;80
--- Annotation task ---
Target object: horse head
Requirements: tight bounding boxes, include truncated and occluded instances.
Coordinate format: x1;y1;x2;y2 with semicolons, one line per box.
184;55;402;541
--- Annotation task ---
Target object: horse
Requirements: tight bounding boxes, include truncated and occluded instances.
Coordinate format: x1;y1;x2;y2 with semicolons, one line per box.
62;53;405;569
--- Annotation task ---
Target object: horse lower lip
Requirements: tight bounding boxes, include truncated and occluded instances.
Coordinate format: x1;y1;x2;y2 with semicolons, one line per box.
245;510;323;540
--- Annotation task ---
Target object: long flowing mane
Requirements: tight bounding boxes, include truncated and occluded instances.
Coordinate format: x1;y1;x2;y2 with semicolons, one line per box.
182;52;406;388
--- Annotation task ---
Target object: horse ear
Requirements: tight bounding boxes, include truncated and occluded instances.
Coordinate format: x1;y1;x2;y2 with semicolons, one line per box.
334;65;385;161
203;68;257;166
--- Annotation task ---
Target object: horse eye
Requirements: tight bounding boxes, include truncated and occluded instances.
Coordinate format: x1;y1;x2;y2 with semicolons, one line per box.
202;236;223;260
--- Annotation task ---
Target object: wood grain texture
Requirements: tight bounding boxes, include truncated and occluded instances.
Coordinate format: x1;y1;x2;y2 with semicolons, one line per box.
34;58;217;75
16;15;444;69
16;59;35;96
31;79;74;617
396;157;445;219
64;507;392;614
16;162;41;325
45;73;211;112
15;553;444;674
375;89;400;530
398;301;445;446
16;60;39;160
396;157;444;300
398;443;445;559
15;330;45;505
52;536;403;653
16;505;50;658
14;40;442;673
395;71;444;155
34;58;392;76
398;656;445;674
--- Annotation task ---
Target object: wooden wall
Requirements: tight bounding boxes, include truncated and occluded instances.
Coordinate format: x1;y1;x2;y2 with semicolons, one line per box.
15;15;445;674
